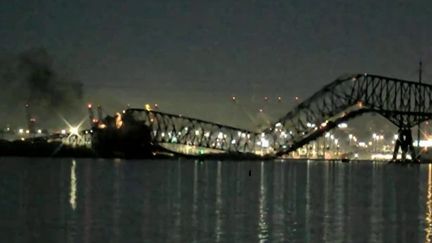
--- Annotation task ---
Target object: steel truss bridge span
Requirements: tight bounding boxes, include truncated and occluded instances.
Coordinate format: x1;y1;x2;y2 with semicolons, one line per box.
122;73;432;157
124;109;260;154
270;73;432;156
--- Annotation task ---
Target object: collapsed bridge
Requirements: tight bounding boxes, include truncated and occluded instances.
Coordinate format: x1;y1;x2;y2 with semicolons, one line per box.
97;73;432;159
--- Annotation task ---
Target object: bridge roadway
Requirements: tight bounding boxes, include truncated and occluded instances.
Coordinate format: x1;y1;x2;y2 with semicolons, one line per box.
123;73;432;157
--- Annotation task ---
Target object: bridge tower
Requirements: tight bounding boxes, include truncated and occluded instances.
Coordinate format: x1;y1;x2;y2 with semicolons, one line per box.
392;127;416;161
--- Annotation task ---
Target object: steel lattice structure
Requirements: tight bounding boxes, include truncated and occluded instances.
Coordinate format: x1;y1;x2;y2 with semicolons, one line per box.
123;73;432;156
124;109;260;154
269;73;432;155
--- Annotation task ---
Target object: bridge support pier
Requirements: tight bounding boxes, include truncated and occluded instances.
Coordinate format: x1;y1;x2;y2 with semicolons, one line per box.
392;127;418;162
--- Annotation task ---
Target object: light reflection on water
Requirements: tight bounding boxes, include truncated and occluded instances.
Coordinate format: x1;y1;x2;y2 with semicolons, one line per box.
258;161;268;242
0;158;431;242
425;164;432;243
215;161;222;242
69;160;77;210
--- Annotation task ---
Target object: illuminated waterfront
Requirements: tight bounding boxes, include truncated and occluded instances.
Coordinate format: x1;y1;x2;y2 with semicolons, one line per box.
0;158;431;242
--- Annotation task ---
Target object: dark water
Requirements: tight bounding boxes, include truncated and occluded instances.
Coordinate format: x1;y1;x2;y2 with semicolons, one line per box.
0;158;431;243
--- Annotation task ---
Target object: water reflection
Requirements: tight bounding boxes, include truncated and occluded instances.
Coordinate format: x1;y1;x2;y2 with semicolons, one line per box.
0;158;430;242
112;159;122;243
192;160;198;242
425;164;432;243
258;161;268;242
69;160;77;210
215;161;222;242
305;160;311;242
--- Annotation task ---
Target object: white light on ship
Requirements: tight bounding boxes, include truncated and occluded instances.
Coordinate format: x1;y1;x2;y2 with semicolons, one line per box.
69;127;79;136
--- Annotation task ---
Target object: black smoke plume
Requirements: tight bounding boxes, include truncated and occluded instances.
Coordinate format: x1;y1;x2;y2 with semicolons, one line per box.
0;48;83;128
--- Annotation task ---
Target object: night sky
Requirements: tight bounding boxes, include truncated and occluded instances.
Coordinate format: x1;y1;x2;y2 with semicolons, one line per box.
1;0;432;129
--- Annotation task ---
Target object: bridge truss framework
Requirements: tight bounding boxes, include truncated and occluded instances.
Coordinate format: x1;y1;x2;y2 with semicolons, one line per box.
122;74;432;159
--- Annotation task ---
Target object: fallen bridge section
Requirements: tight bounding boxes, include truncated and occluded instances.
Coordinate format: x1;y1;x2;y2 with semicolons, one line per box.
124;109;268;155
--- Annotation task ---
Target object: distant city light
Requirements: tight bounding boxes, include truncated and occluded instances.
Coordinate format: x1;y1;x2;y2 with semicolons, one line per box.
338;123;348;129
260;138;269;148
372;153;411;160
145;104;152;111
414;140;432;147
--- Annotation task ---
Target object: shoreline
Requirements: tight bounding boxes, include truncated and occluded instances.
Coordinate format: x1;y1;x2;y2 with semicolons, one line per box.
0;139;430;164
